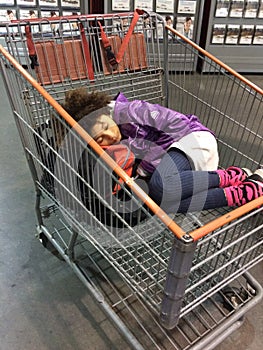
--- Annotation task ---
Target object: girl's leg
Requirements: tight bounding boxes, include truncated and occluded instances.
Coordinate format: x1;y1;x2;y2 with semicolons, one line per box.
177;188;227;213
178;179;263;213
149;149;220;207
148;149;253;213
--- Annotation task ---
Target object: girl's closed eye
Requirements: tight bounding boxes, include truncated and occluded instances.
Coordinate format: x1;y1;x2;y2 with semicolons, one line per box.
100;121;108;131
94;122;108;144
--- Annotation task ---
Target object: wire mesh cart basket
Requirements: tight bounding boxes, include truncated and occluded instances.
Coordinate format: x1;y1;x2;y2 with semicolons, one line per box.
1;11;263;350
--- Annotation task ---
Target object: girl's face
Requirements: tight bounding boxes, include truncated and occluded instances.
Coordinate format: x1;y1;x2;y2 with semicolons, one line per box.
91;114;122;146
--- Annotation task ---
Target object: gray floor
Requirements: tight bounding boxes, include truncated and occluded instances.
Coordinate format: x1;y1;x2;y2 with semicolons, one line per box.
0;73;262;350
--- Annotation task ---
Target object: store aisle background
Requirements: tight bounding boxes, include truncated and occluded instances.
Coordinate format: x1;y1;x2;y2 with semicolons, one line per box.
0;72;262;350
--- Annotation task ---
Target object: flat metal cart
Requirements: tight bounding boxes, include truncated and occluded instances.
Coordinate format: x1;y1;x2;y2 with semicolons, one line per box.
0;11;263;349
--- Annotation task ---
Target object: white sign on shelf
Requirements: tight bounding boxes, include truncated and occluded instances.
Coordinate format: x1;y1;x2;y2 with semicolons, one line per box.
253;25;263;44
225;24;240;44
215;0;230;17
178;0;197;14
134;0;153;11
259;2;263;17
229;0;244;17
61;0;80;7
17;0;37;6
112;0;130;11
0;0;15;5
156;0;175;13
211;24;226;44
38;0;58;7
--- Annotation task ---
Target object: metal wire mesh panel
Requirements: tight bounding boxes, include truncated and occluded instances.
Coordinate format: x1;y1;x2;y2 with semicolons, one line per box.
166;36;263;171
0;12;165;103
28;203;263;349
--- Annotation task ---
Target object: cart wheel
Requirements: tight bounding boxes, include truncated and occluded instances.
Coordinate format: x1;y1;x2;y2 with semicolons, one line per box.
221;286;248;311
38;231;64;261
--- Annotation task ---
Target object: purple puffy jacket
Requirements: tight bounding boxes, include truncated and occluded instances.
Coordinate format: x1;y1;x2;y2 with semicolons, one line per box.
113;93;213;174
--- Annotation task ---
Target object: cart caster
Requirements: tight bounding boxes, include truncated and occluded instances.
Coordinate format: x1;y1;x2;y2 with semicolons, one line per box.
38;231;64;261
221;286;249;311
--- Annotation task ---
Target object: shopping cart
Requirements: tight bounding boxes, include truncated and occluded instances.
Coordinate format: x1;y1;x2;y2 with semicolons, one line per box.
0;11;263;349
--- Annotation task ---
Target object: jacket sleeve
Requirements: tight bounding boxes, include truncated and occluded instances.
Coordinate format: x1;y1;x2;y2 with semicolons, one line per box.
126;100;198;138
115;96;210;175
123;100;194;174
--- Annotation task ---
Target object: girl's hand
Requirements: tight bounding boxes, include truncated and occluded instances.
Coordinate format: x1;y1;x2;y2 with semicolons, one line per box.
136;165;151;178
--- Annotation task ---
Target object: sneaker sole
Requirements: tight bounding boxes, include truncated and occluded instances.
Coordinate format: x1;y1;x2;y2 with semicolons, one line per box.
254;168;263;179
242;168;253;177
247;176;263;187
247;169;263;184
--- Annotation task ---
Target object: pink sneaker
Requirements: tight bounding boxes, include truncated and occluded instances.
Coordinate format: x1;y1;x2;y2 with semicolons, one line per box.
224;178;263;207
217;166;252;188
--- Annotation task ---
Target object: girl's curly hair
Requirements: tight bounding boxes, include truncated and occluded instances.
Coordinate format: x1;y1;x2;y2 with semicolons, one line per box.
55;88;112;145
62;88;111;122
